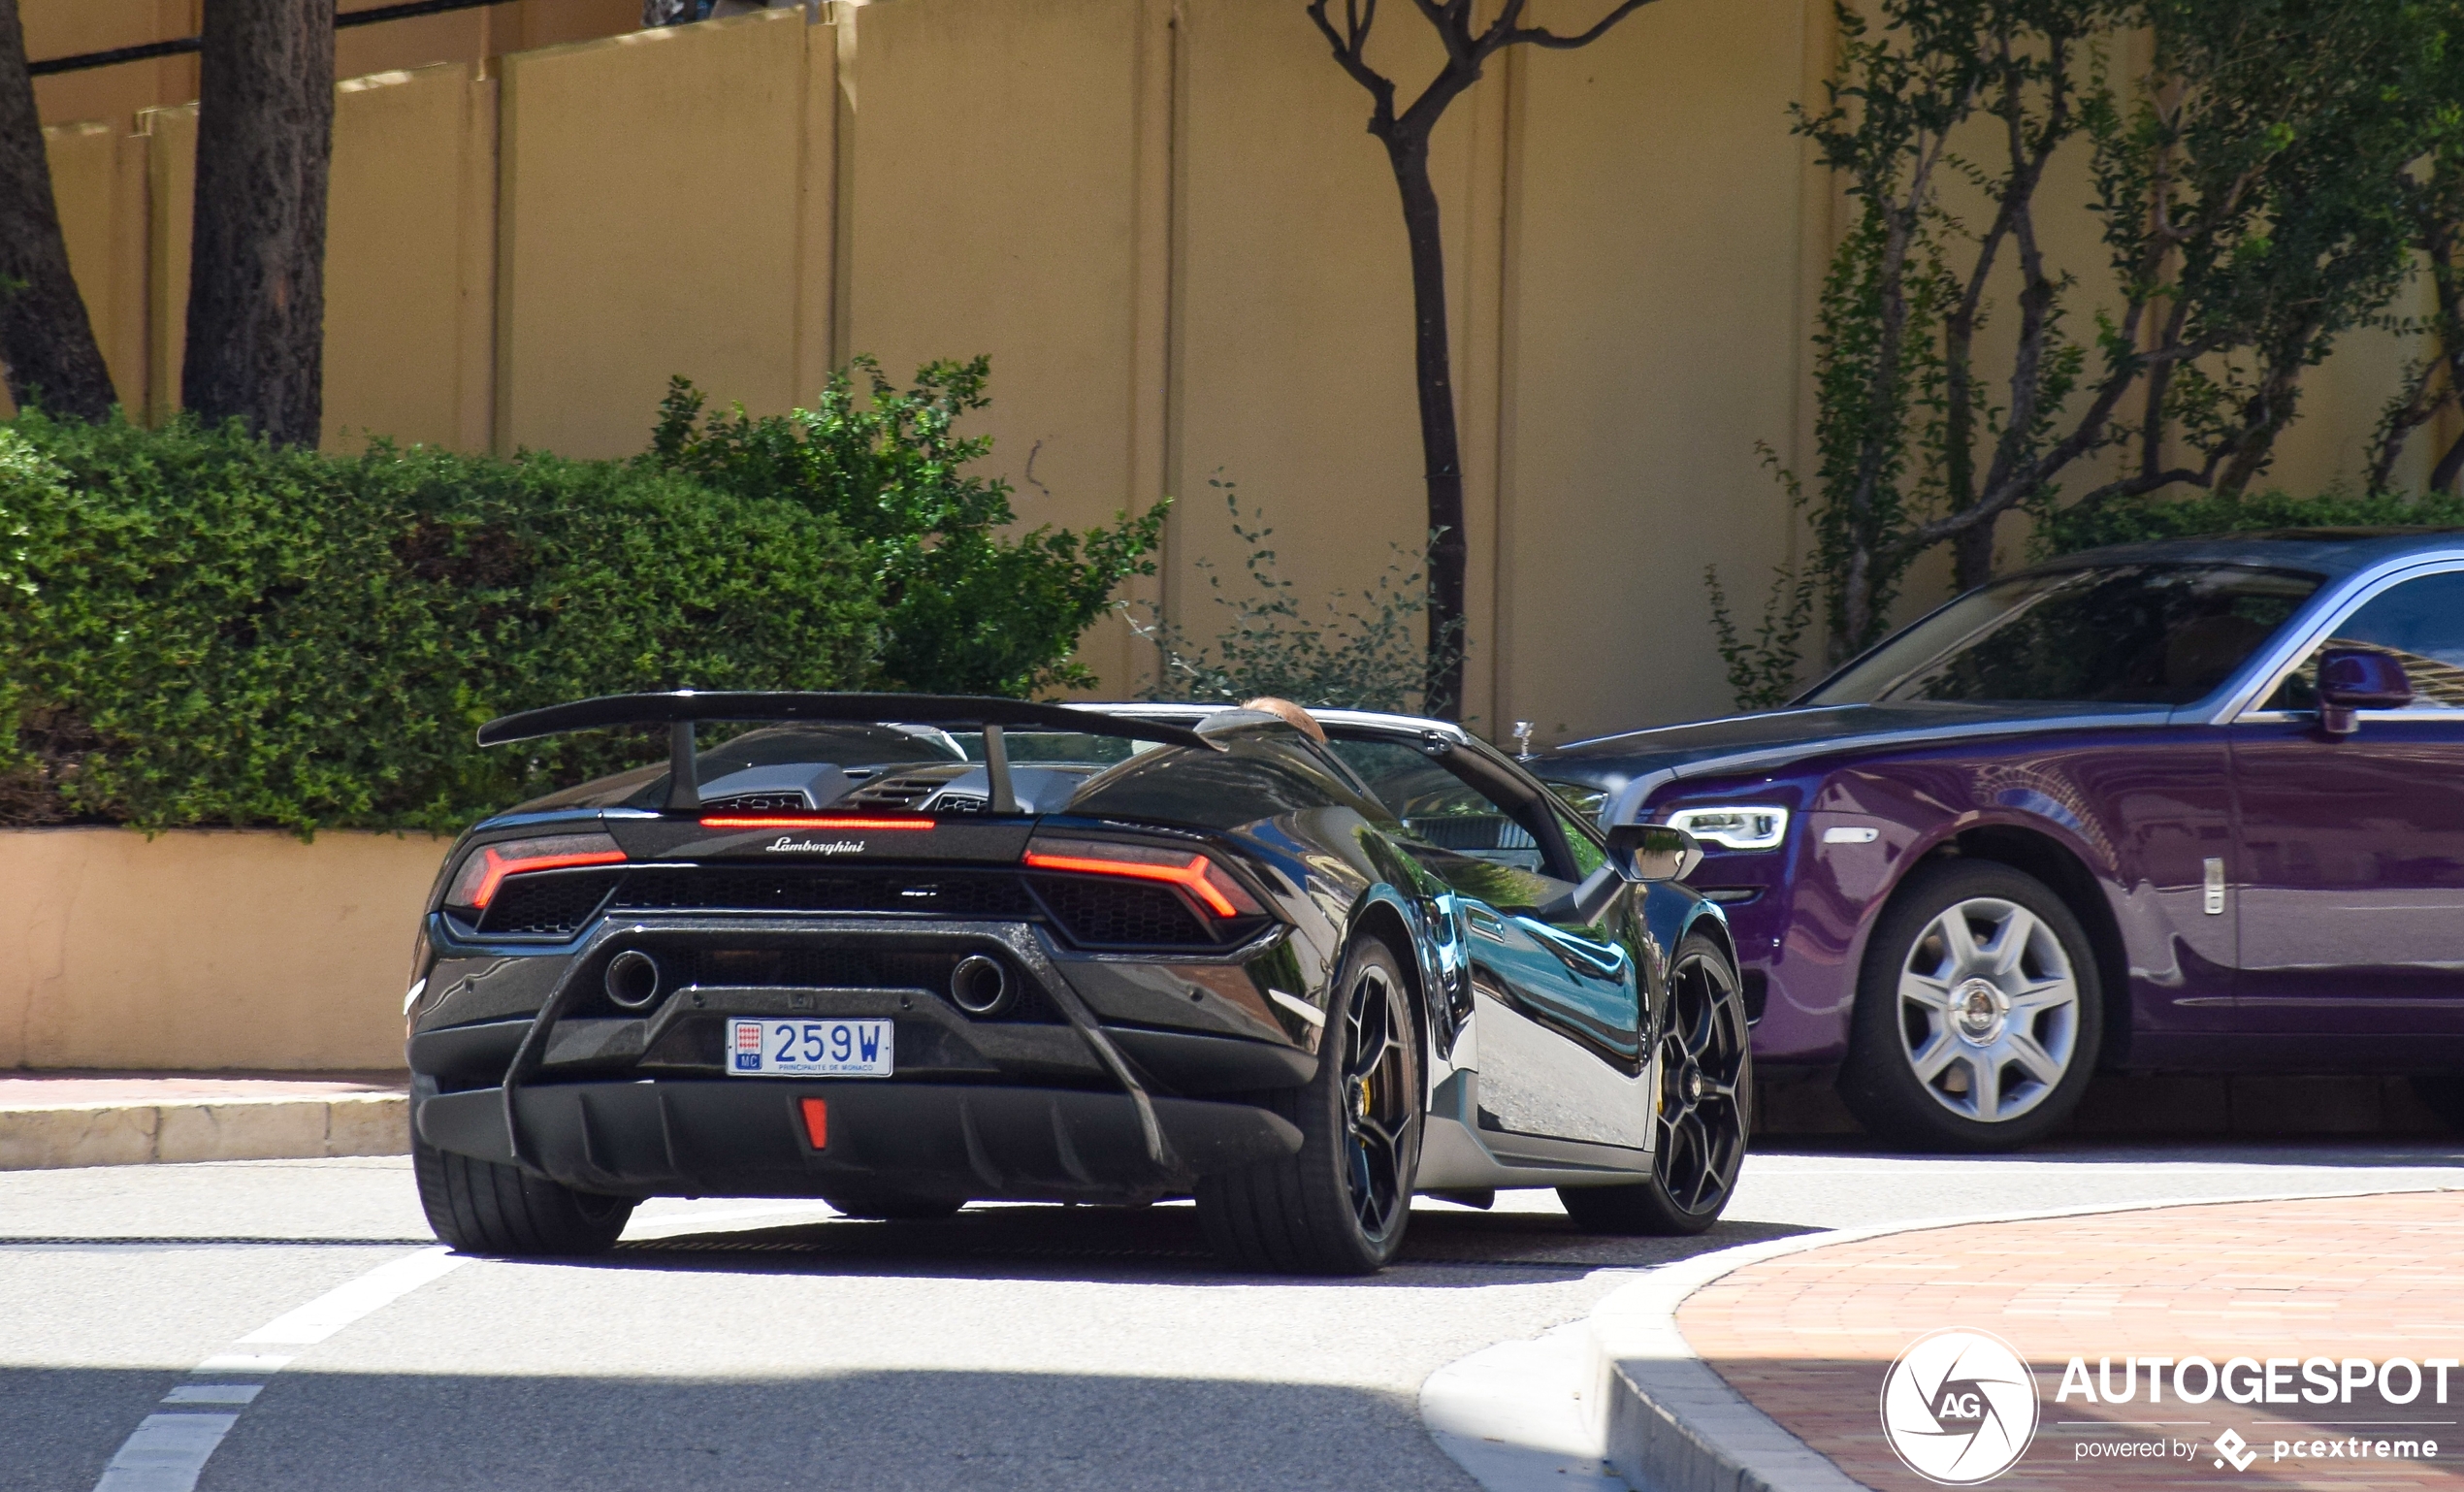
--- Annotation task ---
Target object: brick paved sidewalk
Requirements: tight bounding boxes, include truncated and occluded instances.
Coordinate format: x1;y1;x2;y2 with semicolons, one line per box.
1679;1190;2464;1490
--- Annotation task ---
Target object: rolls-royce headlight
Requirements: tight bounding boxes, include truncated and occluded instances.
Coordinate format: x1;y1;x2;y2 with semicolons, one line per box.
1663;805;1790;852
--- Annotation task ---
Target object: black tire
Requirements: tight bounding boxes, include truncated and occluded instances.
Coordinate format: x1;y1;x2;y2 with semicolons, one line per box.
2407;1076;2464;1132
1838;860;2103;1152
824;1193;967;1221
1558;931;1752;1237
413;1134;634;1256
1195;935;1422;1275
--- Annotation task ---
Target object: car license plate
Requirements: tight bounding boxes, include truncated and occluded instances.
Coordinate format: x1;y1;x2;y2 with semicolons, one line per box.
727;1018;893;1077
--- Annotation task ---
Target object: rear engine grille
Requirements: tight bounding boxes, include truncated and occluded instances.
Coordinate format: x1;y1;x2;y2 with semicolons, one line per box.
610;868;1038;918
479;868;623;936
1028;875;1213;948
700;790;810;813
843;772;960;810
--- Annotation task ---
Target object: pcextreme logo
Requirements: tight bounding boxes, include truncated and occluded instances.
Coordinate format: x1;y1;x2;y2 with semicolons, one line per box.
1880;1328;2041;1485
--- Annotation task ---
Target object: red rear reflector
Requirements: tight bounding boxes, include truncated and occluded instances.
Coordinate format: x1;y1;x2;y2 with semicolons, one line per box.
800;1098;827;1150
1021;848;1253;918
699;816;936;830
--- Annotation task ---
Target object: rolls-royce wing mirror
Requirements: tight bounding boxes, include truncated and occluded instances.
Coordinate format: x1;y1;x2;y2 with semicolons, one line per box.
2317;648;2414;736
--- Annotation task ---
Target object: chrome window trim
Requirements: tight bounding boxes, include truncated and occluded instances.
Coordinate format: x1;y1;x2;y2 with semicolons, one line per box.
2237;707;2464;724
2208;553;2464;725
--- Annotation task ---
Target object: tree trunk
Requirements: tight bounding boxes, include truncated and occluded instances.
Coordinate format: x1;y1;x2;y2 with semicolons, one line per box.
1952;513;1996;592
183;0;333;447
0;0;116;422
1379;129;1468;719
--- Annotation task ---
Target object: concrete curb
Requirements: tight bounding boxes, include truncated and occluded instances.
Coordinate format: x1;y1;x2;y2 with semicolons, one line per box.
0;1092;408;1170
1580;1184;2463;1492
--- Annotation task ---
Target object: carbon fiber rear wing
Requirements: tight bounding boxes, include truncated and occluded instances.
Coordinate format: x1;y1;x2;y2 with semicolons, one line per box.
475;691;1215;813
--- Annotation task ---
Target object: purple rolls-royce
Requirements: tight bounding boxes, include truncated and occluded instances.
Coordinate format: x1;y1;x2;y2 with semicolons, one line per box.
1539;529;2464;1151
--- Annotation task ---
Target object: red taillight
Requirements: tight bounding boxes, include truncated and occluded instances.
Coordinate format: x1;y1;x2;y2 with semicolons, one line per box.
800;1097;828;1150
1021;836;1263;919
445;832;626;912
697;816;936;830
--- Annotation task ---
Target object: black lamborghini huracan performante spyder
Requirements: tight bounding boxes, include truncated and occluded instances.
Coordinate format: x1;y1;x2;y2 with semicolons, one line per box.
405;695;1752;1274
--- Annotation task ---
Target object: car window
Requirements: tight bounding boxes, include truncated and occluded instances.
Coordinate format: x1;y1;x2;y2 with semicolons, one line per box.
1067;730;1390;831
1330;739;1553;874
523;723;970;812
1803;564;2323;707
2266;569;2464;710
1551;800;1609;880
1543;780;1610;821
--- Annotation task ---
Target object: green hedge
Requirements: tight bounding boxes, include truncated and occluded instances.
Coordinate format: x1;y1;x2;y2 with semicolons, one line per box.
0;413;880;833
2035;488;2464;557
648;358;1163;696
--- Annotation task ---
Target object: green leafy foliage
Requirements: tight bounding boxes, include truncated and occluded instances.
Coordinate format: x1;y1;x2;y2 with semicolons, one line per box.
1760;0;2444;680
0;413;879;833
1132;480;1459;714
0;359;1165;832
2033;488;2464;554
645;358;1163;697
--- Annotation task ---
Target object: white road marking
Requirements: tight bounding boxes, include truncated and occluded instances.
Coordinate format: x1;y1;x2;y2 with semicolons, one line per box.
238;1247;466;1346
159;1385;262;1406
87;1246;470;1492
93;1413;239;1492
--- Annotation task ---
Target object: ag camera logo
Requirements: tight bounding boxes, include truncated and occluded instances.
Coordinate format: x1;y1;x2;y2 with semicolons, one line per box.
1881;1327;2041;1484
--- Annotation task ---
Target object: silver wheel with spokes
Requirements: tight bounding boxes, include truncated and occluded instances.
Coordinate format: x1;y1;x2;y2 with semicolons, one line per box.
1897;895;2080;1124
1841;860;2103;1151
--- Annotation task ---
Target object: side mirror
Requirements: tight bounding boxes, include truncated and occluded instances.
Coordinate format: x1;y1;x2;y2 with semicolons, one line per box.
2317;647;2413;737
1606;823;1703;883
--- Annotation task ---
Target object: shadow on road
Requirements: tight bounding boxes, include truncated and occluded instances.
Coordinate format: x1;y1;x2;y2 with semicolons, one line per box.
593;1200;1822;1285
1;1363;1503;1492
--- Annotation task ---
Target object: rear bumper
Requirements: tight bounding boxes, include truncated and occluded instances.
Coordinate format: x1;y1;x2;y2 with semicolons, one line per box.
414;1078;1303;1204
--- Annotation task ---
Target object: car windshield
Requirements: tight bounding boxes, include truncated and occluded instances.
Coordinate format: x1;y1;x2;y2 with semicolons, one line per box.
1803;564;2323;707
946;730;1150;766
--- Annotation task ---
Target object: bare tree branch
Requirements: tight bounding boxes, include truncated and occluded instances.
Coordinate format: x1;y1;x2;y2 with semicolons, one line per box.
1503;0;1661;51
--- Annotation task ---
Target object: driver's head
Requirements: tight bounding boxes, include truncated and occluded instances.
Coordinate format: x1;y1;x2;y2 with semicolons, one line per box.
1240;697;1326;745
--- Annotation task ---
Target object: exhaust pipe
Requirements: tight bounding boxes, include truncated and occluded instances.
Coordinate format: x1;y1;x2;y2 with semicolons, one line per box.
949;955;1011;1017
604;950;663;1010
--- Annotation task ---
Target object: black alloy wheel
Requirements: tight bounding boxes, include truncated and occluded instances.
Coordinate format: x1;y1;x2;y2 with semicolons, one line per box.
1559;931;1752;1236
414;1135;634;1255
1196;936;1423;1274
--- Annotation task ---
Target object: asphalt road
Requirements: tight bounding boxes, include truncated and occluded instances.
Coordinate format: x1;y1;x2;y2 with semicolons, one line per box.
5;1139;2460;1492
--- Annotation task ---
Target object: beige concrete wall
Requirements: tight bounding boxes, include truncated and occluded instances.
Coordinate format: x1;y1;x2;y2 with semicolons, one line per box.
10;0;2448;739
323;64;498;454
1498;0;1815;732
24;0;637;131
843;0;1165;693
496;10;819;457
0;829;447;1072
